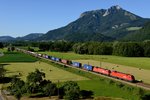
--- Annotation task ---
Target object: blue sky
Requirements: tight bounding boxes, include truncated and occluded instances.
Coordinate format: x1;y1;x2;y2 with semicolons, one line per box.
0;0;150;37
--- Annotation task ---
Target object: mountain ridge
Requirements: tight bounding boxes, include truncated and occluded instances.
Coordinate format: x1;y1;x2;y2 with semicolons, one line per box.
0;33;43;42
37;5;149;41
1;5;150;42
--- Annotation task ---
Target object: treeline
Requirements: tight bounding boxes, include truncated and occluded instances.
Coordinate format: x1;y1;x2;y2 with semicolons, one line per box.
0;42;4;49
72;41;150;57
39;41;73;52
5;40;150;57
73;42;113;55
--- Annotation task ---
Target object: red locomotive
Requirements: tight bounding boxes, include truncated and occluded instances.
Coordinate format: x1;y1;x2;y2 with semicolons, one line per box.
110;71;135;82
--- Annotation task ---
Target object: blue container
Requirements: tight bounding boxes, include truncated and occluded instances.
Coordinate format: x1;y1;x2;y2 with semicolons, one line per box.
51;56;56;61
72;62;82;68
83;64;93;71
55;58;61;62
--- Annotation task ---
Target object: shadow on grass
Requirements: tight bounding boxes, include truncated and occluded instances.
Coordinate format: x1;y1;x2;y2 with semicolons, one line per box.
0;64;10;66
80;90;94;99
29;93;47;98
0;77;12;84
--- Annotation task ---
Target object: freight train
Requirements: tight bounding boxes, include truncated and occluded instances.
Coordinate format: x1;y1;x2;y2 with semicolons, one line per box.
16;48;135;82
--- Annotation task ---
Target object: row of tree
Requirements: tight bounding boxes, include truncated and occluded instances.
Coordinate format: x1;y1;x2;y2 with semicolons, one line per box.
72;41;150;57
2;40;150;57
73;42;113;55
8;69;92;100
39;41;73;52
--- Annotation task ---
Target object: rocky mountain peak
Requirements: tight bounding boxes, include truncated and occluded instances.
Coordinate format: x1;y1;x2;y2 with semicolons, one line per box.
110;5;122;10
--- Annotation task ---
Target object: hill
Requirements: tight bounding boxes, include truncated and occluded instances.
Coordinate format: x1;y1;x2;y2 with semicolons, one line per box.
0;36;15;42
38;5;149;42
0;33;43;42
122;22;150;41
16;33;43;41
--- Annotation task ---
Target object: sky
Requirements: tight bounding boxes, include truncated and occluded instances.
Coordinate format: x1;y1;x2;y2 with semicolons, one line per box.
0;0;150;37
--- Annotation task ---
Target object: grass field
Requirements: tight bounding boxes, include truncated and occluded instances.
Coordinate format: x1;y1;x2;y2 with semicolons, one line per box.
127;27;142;31
1;50;150;99
0;48;9;51
38;51;150;70
0;52;38;63
78;80;140;100
4;62;88;82
74;60;150;84
3;62;145;100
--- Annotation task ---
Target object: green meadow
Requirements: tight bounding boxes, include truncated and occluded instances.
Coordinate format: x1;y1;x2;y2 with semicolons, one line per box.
1;49;150;99
0;51;38;63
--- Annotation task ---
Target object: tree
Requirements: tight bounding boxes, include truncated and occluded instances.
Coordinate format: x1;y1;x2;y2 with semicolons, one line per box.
39;42;51;51
27;69;45;84
113;42;144;57
0;42;4;49
26;69;45;93
9;77;25;100
14;90;22;100
7;46;15;52
143;41;150;57
28;47;34;52
0;65;6;78
141;93;150;100
63;81;80;100
43;83;57;98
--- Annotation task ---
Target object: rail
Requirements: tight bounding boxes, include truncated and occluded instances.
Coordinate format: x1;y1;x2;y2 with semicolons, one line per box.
16;48;150;91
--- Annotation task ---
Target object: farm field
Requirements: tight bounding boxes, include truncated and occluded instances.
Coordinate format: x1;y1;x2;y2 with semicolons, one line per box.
3;62;144;100
0;52;38;63
4;62;88;82
78;80;139;100
0;48;7;52
0;51;150;99
38;51;150;70
74;60;150;84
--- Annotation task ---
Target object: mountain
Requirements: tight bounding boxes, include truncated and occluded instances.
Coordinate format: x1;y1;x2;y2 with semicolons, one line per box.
38;5;149;42
0;33;43;42
16;33;43;41
0;36;15;42
122;22;150;41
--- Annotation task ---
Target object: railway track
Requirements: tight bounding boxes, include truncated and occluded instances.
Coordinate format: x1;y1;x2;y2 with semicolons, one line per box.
37;55;150;90
17;48;150;91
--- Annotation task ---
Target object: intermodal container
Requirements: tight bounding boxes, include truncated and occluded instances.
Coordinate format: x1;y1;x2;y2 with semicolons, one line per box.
51;56;56;61
72;62;82;68
83;64;93;71
55;58;61;62
61;59;69;64
45;55;49;59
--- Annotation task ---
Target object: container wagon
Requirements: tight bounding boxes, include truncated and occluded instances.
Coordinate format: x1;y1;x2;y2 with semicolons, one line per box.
72;62;82;68
61;59;70;64
93;67;111;76
83;64;93;71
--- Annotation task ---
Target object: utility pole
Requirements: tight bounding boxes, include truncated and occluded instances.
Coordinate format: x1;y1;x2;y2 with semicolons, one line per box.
57;80;59;99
